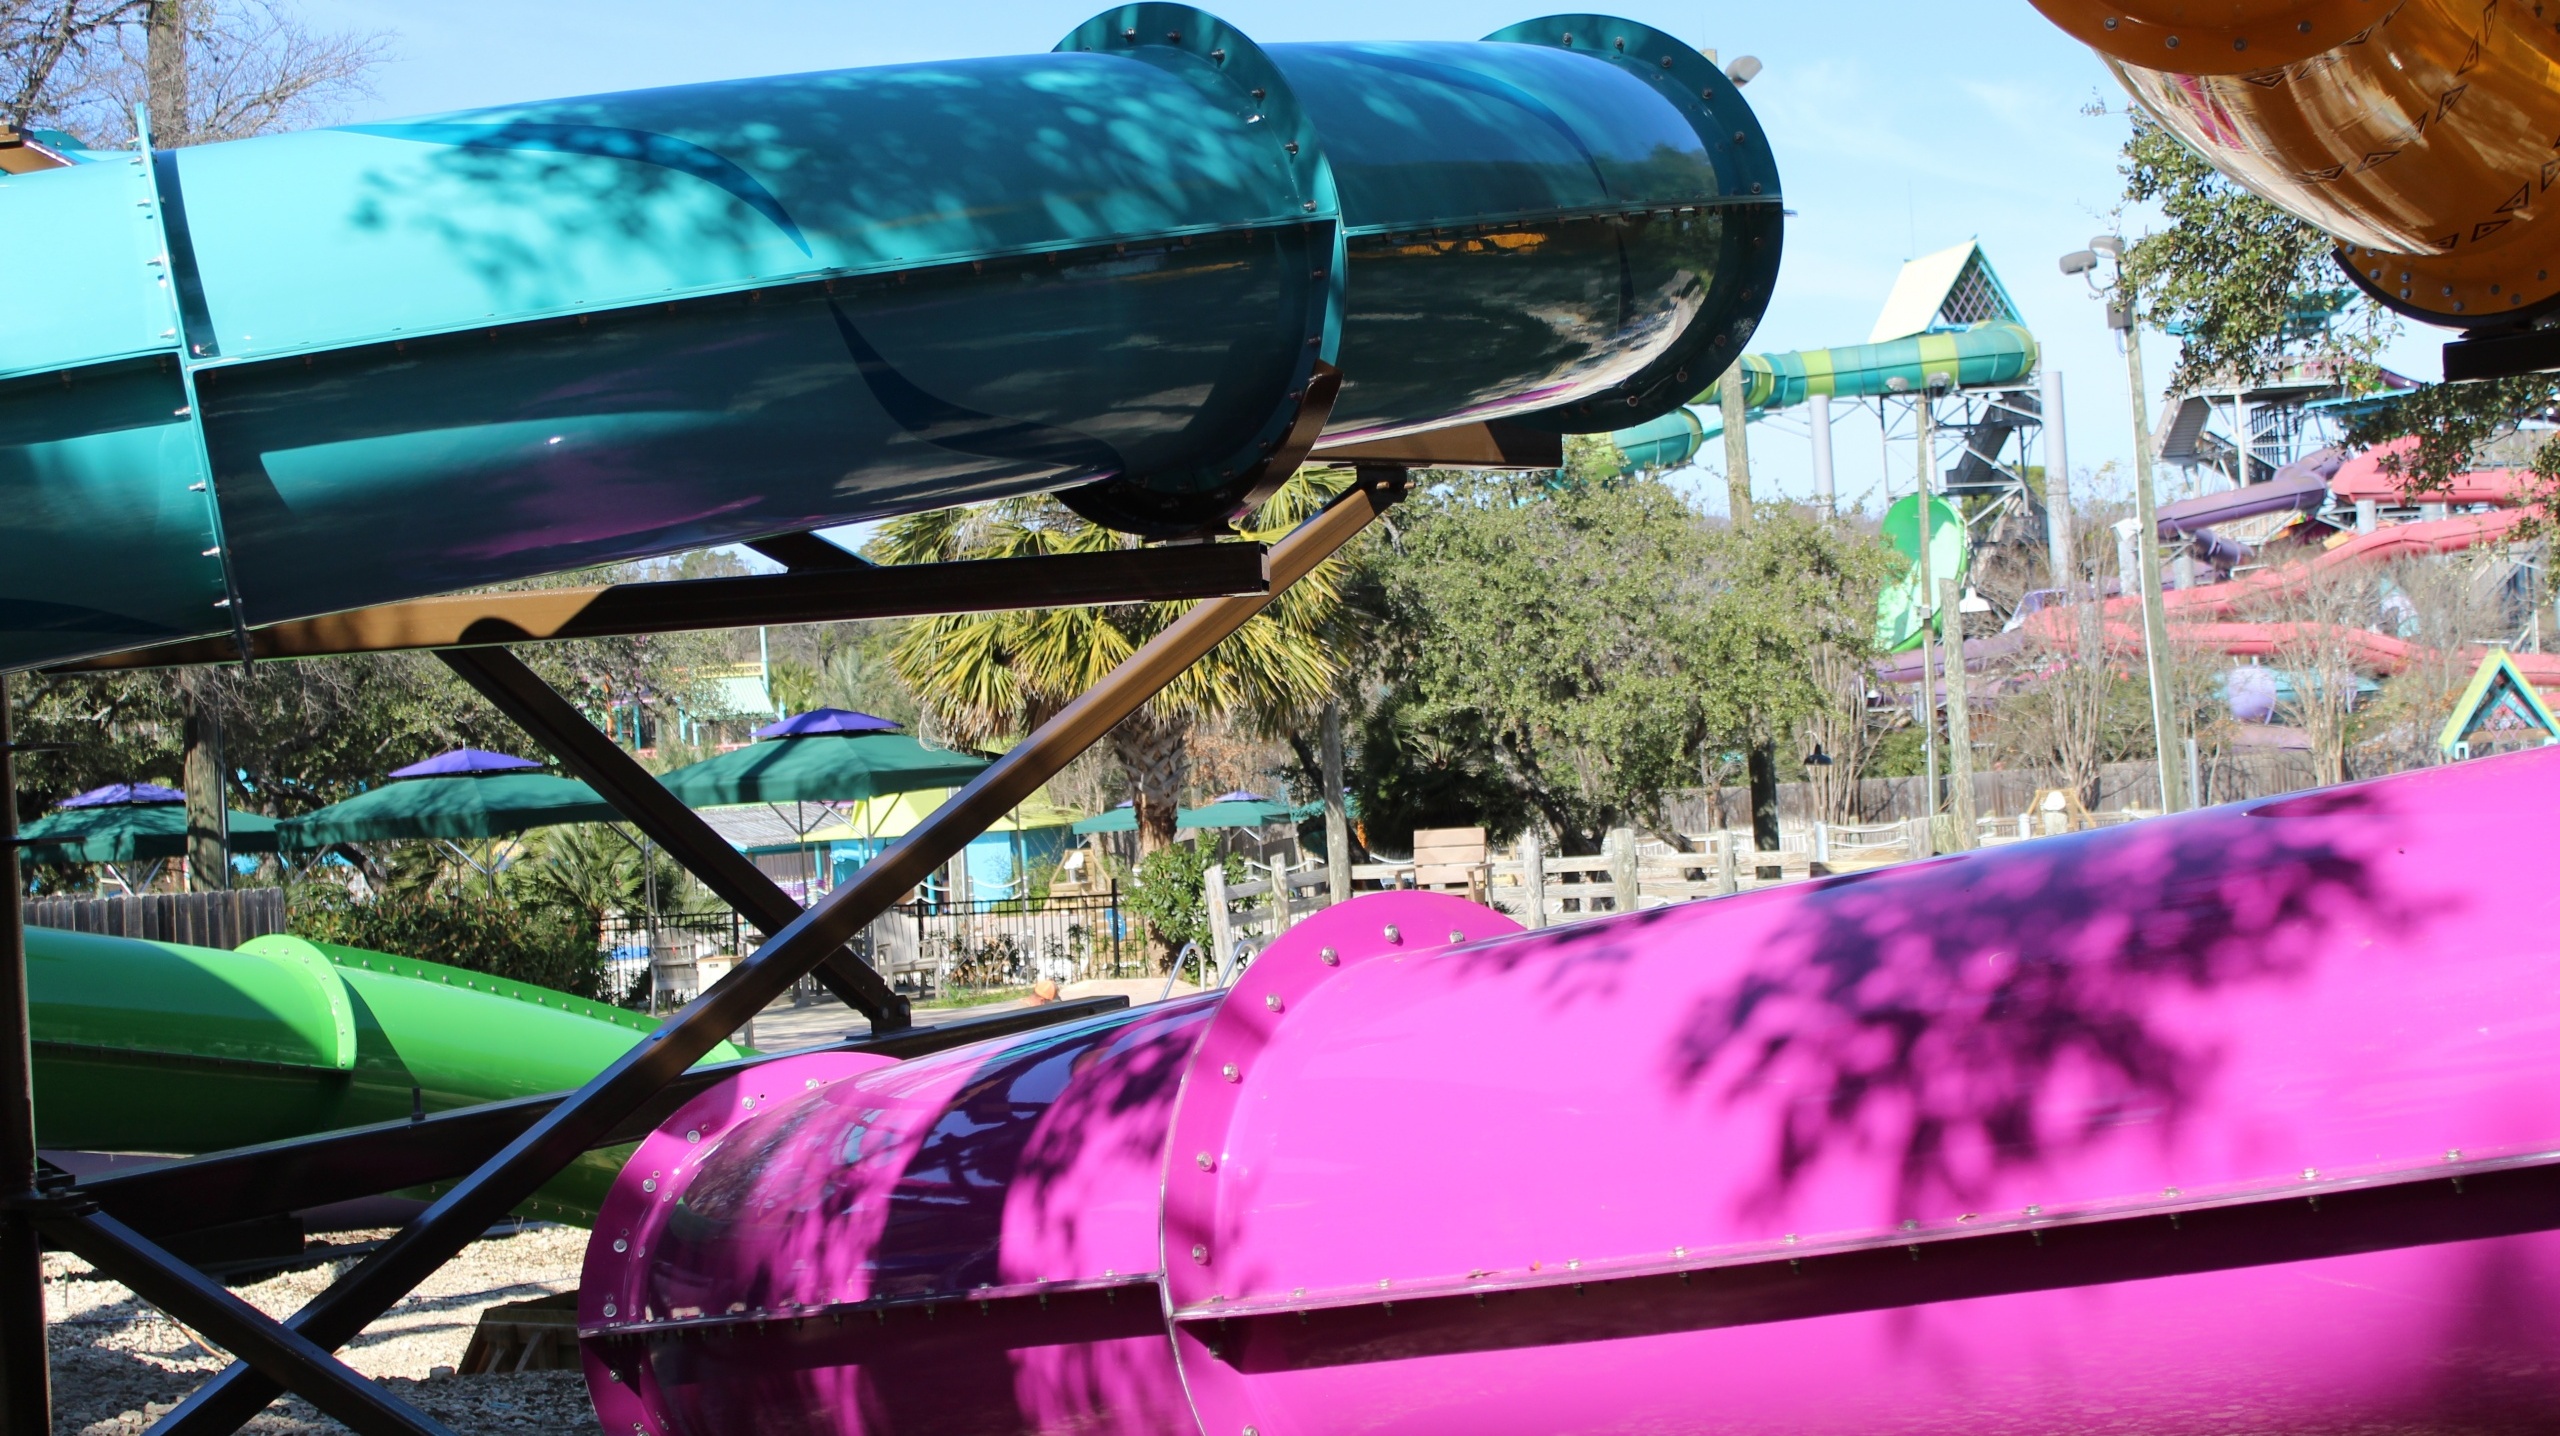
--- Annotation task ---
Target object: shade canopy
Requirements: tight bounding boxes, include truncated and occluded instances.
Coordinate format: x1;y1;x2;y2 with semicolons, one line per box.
802;787;1080;845
755;708;901;739
1070;797;1298;835
277;771;623;848
59;782;186;808
19;802;279;863
388;748;542;778
654;729;988;808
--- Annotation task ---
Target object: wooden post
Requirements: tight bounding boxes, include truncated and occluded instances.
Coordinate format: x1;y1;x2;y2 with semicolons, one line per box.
1720;361;1754;526
1607;827;1639;914
1321;703;1352;906
1907;814;1933;861
1938;576;1978;850
1270;853;1294;934
1521;830;1548;929
1204;863;1233;983
1716;833;1738;895
1813;821;1830;866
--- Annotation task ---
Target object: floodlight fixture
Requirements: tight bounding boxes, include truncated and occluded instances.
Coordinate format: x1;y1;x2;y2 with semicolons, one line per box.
1726;55;1762;86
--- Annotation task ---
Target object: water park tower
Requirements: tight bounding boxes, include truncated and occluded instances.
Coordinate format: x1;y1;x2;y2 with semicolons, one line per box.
1615;239;2046;522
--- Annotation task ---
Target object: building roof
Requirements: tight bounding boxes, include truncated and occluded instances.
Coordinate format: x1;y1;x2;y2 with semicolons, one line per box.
1869;240;2022;344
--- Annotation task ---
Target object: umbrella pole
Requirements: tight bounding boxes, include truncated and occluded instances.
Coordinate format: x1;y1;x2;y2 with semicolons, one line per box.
151;468;1404;1436
0;672;53;1436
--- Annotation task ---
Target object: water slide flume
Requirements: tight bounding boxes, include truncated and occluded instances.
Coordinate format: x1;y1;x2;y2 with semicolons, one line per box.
2031;0;2560;371
578;749;2560;1434
29;929;747;1222
0;5;1779;672
1609;321;2040;471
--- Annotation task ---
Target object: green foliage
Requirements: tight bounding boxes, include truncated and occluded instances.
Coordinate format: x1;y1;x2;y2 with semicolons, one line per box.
2117;112;2560;525
2119;114;2392;392
289;884;605;998
1120;840;1241;966
1354;476;1886;852
500;823;694;926
2342;376;2560;500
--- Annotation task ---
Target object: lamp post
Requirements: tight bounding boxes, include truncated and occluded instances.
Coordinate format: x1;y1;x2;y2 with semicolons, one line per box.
2062;237;2184;814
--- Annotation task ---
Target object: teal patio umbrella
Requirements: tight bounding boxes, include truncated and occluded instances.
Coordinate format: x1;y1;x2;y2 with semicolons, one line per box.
18;783;279;864
278;749;623;850
654;710;990;808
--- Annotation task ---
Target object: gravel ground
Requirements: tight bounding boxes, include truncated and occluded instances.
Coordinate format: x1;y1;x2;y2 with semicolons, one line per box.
45;1225;601;1436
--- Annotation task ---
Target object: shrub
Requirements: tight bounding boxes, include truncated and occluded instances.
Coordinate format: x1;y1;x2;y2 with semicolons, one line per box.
1121;841;1242;968
290;885;605;999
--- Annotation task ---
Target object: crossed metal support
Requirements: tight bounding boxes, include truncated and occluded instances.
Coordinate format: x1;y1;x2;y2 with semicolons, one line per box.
436;645;912;1028
0;472;1404;1436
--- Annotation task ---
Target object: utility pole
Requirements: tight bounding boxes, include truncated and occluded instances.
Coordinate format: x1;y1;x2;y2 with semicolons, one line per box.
1723;359;1779;875
2041;368;2074;592
1938;577;1978;849
2115;301;2185;813
1719;360;1754;527
1912;396;1941;825
1809;392;1835;517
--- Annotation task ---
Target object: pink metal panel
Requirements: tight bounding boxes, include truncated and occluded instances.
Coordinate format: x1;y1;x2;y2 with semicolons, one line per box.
584;749;2560;1434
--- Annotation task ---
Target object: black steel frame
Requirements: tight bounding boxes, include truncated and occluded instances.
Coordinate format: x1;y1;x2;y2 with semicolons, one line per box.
0;470;1407;1436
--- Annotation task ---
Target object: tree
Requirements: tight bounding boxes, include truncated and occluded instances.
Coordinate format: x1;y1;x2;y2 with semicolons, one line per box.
4;0;382;144
878;467;1353;862
2115;110;2560;514
1355;475;1883;853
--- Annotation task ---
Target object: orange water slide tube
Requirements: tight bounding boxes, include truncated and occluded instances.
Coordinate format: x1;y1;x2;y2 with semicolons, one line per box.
2030;0;2560;330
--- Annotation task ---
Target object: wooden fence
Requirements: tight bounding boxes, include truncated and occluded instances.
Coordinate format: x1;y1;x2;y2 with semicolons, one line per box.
1666;751;2327;828
24;887;288;950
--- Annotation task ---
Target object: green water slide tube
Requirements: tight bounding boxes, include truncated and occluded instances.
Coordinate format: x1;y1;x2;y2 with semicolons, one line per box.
1608;321;2038;471
1875;492;1968;653
28;927;746;1219
0;6;1781;671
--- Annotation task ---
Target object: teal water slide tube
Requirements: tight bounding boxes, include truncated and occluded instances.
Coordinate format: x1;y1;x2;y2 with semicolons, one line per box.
1611;320;2038;471
29;927;750;1222
0;7;1782;671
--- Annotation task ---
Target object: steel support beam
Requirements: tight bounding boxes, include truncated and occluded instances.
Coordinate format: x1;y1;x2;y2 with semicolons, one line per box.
149;469;1405;1436
1310;419;1561;469
435;646;909;1029
52;542;1271;672
0;673;50;1436
77;997;1128;1242
742;530;871;572
42;1210;452;1436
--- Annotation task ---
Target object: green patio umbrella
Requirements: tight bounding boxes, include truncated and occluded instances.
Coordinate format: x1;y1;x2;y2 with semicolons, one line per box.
653;709;990;808
1069;792;1297;835
18;783;280;864
277;749;624;850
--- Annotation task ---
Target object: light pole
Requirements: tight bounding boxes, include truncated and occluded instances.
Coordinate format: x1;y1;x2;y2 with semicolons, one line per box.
2062;237;2184;814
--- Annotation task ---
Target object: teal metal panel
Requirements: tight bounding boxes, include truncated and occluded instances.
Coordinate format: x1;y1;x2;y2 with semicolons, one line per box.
0;156;180;379
0;6;1781;671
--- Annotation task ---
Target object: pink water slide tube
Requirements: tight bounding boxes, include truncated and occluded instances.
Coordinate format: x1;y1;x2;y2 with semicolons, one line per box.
575;747;2560;1434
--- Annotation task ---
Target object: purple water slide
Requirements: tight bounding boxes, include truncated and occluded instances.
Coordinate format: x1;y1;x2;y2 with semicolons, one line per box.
579;749;2560;1433
2154;447;2341;539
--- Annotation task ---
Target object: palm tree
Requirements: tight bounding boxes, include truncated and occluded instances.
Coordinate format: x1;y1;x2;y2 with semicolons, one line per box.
875;467;1354;857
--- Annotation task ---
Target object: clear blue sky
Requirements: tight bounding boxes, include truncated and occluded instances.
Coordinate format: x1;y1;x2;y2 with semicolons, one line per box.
293;0;2445;519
